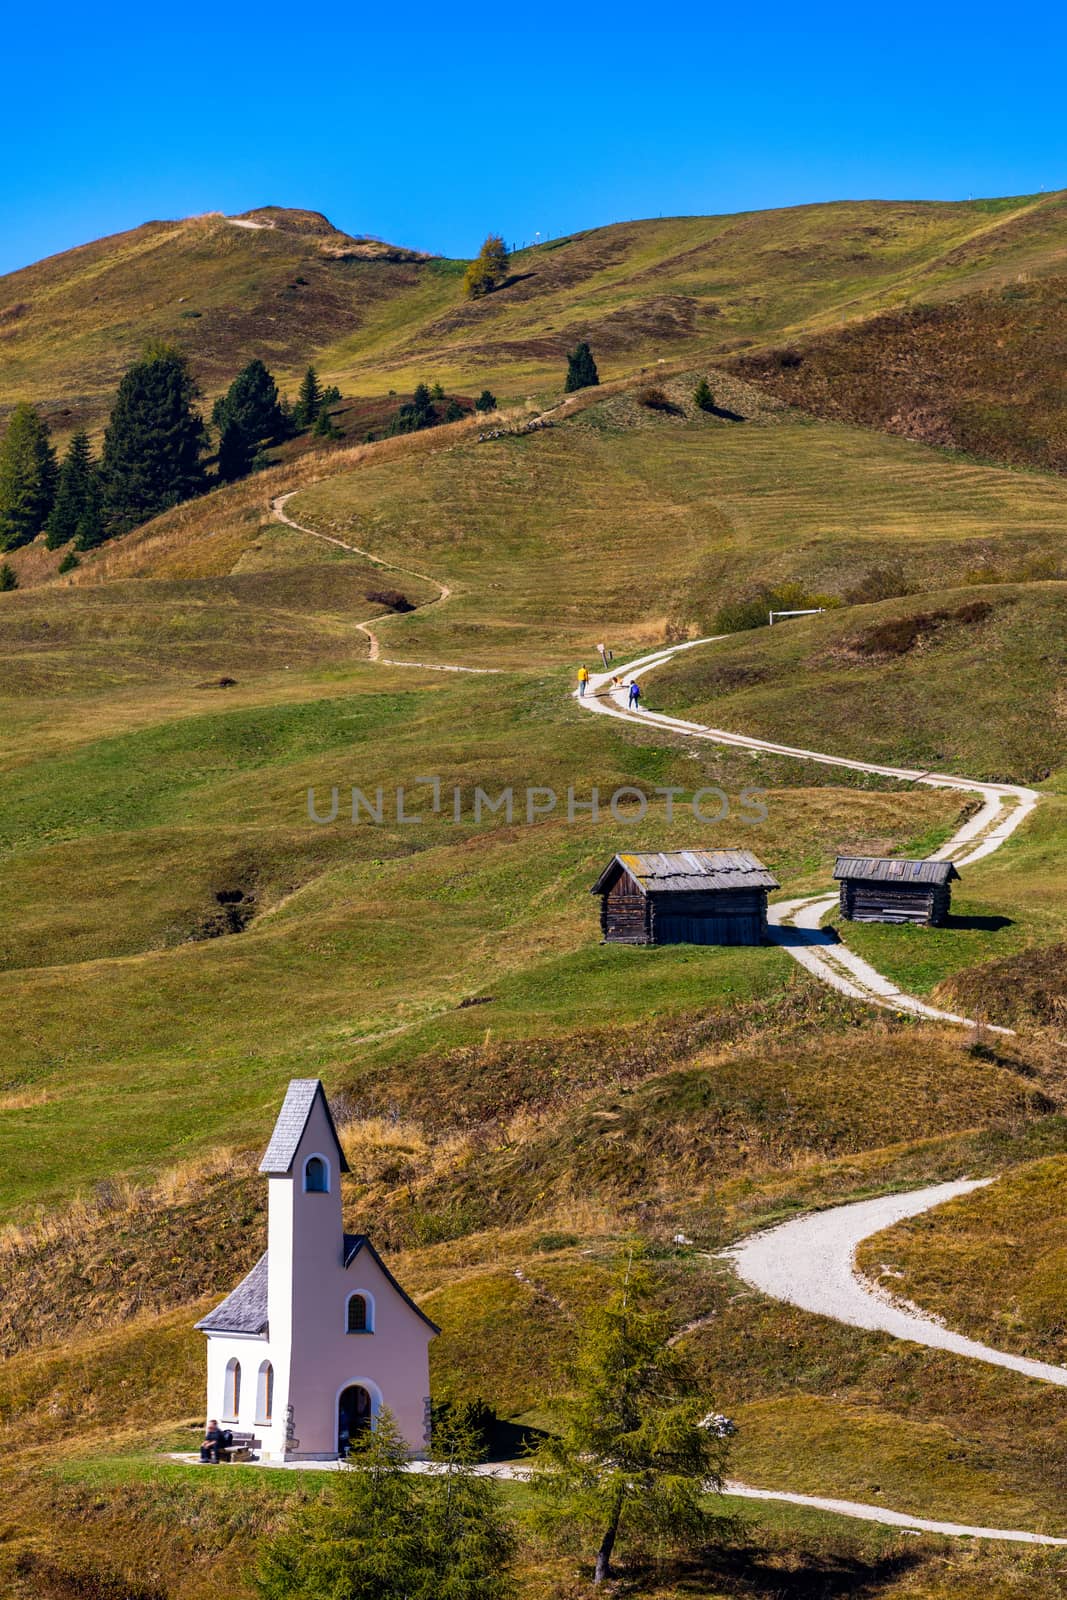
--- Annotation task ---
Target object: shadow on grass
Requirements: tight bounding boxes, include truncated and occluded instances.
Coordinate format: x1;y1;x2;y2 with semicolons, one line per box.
706;404;746;422
661;1541;925;1596
486;1417;549;1461
944;913;1014;932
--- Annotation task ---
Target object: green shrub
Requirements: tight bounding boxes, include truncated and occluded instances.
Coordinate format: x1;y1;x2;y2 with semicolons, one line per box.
713;583;836;633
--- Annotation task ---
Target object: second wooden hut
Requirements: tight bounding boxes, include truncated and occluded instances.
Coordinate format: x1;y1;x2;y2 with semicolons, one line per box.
833;856;958;926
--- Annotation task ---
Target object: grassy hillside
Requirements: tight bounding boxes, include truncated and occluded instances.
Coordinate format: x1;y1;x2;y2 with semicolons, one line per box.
729;273;1067;474
3;321;1067;1599
5;190;1067;444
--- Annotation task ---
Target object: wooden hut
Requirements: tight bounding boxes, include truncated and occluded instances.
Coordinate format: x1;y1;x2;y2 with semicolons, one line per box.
591;850;779;946
833;856;958;926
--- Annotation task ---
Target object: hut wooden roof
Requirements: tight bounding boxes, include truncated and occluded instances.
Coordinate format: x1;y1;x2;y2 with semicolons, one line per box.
833;856;959;886
591;850;779;895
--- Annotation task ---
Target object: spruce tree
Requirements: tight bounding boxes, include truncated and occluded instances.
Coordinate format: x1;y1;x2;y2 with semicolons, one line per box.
565;341;599;393
46;431;98;548
312;406;340;440
475;389;497;414
256;1409;515;1600
444;399;465;423
693;377;715;413
212;359;288;448
101;344;206;534
0;561;17;591
217;418;255;482
73;468;105;550
295;366;324;428
531;1251;731;1583
0;403;58;550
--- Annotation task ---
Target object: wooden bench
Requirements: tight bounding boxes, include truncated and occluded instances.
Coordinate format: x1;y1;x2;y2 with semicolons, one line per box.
203;1431;261;1462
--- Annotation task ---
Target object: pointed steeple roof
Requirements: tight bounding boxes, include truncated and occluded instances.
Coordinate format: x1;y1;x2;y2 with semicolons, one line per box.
258;1078;351;1175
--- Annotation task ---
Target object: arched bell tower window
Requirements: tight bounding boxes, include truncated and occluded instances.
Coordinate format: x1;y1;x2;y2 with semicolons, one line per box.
346;1292;373;1334
304;1154;329;1193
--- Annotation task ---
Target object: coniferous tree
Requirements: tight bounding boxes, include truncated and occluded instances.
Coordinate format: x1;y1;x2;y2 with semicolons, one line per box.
73;467;105;550
312;406;340;440
565;341;599;393
212;359;288;448
464;234;510;298
0;561;17;591
57;549;79;574
46;431;98;548
101;344;206;534
444;399;465;423
294;366;324;428
255;1408;515;1600
531;1251;731;1584
693;377;715;413
475;389;497;414
0;403;58;550
217;418;255;482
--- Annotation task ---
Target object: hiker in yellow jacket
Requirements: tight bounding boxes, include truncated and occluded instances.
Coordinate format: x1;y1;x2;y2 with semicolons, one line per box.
577;665;590;697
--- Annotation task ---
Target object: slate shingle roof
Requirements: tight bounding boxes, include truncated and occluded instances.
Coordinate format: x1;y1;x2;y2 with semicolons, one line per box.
195;1241;440;1338
195;1251;269;1335
833;856;959;887
592;849;779;895
258;1078;351;1175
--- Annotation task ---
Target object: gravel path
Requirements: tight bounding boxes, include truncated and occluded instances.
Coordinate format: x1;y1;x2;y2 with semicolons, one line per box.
725;1180;1067;1387
578;641;1037;1026
167;1451;1067;1545
272;492;499;673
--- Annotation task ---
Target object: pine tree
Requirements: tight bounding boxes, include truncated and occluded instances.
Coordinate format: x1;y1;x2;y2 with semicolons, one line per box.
693;377;715;412
212;359;288;448
463;234;510;299
0;403;58;550
73;467;105;550
0;561;17;591
101;344;206;534
531;1251;731;1584
565;341;599;393
312;406;340;440
294;366;324;428
419;1412;517;1600
46;431;98;548
217;419;255;482
256;1409;513;1600
57;549;79;574
475;389;497;414
444;399;465;423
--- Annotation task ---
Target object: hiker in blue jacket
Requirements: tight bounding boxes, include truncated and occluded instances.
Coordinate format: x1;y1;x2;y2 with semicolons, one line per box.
628;679;641;710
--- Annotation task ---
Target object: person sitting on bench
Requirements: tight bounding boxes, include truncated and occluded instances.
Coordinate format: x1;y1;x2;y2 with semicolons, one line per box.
200;1419;227;1463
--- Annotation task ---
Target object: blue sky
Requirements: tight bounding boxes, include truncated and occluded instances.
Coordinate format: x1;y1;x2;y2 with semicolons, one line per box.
1;1;1064;275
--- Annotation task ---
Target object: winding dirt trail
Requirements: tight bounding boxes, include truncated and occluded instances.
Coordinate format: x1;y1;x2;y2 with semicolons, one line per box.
726;1179;1067;1387
578;640;1038;1029
272;492;499;673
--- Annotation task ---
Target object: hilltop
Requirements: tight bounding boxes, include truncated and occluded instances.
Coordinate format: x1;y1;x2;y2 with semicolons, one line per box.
3;190;1066;474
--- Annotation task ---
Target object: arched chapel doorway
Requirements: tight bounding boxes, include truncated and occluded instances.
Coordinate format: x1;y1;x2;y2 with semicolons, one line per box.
338;1383;374;1454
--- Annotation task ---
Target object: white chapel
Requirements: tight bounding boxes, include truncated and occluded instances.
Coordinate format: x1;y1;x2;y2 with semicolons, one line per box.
196;1078;438;1461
